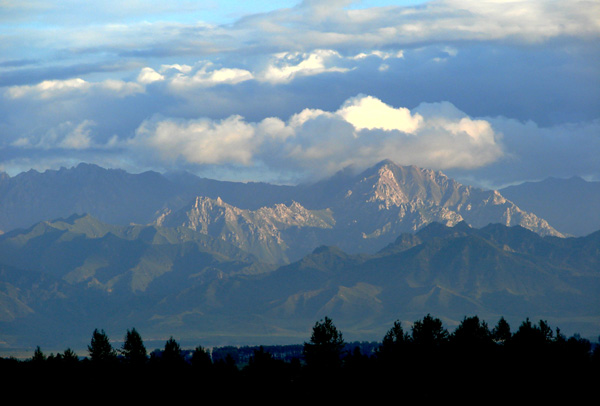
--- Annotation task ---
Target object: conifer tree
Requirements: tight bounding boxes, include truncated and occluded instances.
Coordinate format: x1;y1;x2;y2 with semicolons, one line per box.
303;316;345;371
492;316;512;344
411;314;448;348
88;328;117;364
31;346;46;363
161;336;185;366
377;320;410;360
62;348;79;364
191;345;212;370
121;328;147;366
451;315;493;347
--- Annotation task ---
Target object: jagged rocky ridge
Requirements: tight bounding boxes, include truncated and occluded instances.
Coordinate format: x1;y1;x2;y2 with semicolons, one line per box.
155;197;335;264
1;160;597;353
151;160;562;263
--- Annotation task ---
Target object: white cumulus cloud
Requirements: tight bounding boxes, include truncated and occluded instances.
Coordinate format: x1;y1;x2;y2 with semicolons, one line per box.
337;94;423;133
137;67;165;84
129;95;504;179
132;115;259;165
169;63;254;89
6;78;144;99
6;78;91;99
12;119;97;150
257;49;350;84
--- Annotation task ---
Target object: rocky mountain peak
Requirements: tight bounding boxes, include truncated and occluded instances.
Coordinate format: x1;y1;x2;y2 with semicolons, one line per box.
154;196;336;263
0;160;566;265
342;160;460;209
193;195;226;209
368;164;408;207
328;159;563;241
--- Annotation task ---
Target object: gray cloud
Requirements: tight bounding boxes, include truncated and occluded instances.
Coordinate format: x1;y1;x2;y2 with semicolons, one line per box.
458;117;600;188
1;0;598;187
126;95;504;182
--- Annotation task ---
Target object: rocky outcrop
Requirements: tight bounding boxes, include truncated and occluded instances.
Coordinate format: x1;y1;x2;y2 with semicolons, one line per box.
156;197;335;264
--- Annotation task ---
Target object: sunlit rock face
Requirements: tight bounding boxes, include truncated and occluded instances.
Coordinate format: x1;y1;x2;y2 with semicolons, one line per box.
155;160;562;263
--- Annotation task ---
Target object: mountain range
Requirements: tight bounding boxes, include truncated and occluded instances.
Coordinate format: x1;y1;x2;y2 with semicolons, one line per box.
0;215;598;352
0;160;598;353
0;160;567;264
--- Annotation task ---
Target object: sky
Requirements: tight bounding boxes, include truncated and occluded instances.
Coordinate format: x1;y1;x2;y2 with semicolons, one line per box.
0;0;599;189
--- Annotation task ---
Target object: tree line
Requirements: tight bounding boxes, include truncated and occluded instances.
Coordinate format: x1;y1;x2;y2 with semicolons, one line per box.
2;314;598;400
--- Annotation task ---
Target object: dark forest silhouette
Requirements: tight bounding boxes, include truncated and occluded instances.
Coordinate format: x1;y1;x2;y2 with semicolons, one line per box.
2;314;598;400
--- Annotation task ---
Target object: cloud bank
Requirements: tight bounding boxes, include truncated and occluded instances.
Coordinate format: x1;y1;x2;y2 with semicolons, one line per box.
0;0;598;188
128;95;504;180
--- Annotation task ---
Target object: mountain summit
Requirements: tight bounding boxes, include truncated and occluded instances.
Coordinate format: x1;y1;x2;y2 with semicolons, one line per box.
0;160;561;263
289;160;563;253
149;160;563;262
0;161;595;351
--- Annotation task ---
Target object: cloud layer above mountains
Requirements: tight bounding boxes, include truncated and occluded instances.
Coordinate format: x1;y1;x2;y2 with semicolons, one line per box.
1;0;599;187
130;95;503;181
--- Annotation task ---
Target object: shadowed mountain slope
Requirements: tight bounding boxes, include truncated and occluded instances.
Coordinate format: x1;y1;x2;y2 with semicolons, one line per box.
2;218;593;352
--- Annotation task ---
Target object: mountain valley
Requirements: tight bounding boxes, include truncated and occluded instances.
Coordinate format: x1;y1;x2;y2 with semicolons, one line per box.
0;160;598;353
